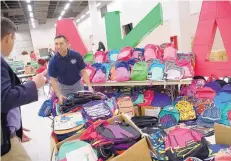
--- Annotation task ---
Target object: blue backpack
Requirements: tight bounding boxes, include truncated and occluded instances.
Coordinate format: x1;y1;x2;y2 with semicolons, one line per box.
108;50;120;63
151;92;171;108
103;63;111;80
214;92;231;109
148;59;165;80
220;84;231;94
39;99;53;117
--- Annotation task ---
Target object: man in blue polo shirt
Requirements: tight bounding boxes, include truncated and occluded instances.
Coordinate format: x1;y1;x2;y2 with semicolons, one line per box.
48;35;93;104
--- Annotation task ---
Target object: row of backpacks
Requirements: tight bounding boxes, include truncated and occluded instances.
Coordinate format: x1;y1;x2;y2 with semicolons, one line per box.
83;43;195;83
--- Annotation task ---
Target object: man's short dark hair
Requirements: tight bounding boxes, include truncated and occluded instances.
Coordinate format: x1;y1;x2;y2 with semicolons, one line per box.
1;17;17;39
55;35;68;41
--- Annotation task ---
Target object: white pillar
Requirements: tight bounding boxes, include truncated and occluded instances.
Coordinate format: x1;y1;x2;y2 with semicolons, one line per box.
88;1;100;52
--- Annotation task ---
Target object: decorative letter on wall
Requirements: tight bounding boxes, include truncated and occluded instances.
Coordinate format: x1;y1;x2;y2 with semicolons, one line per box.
56;19;87;55
193;1;231;76
105;3;163;50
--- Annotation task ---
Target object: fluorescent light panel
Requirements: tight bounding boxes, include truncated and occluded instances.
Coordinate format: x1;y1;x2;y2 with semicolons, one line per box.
27;4;32;12
31;18;34;22
61;10;65;16
58;16;62;20
64;3;70;10
96;3;101;7
86;11;90;15
26;0;30;3
29;12;33;18
80;14;86;19
76;19;80;22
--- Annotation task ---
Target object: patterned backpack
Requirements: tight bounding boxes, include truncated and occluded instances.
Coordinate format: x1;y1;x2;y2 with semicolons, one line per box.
148;59;165;80
144;44;163;61
176;58;194;78
164;61;184;80
115;61;130;82
117;46;133;61
159;105;180;129
108;50;120;63
175;99;196;121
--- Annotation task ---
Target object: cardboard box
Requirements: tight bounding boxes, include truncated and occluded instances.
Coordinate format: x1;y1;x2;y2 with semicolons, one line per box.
141;106;161;117
214;123;231;146
50;114;152;161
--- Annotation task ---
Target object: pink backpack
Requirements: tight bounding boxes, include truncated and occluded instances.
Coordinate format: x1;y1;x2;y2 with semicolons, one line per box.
95;51;105;63
115;61;130;82
180;79;206;96
165;127;202;148
163;43;177;61
92;69;106;83
144;44;163;61
84;65;96;83
104;51;109;63
177;59;194;78
117;47;133;61
195;87;216;100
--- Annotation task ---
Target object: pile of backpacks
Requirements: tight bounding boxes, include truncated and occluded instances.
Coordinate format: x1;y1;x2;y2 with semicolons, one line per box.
82;43;195;83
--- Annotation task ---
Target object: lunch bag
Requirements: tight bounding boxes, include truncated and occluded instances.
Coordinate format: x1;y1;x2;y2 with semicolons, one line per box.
131;62;148;81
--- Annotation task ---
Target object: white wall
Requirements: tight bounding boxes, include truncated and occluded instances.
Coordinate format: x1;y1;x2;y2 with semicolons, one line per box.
76;0;226;52
29;18;56;52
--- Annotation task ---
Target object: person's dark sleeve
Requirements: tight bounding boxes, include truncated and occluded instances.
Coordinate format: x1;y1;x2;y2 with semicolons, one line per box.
1;67;38;113
48;59;58;78
76;53;86;71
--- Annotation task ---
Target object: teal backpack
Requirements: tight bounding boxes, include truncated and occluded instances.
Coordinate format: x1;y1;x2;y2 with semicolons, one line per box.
148;59;165;80
131;62;148;81
219;103;231;126
159;105;180;128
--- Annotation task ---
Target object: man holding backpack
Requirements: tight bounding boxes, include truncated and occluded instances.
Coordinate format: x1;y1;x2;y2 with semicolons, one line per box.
48;35;94;104
1;17;47;161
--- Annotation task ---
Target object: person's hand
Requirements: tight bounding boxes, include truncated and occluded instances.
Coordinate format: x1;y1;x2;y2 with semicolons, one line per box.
22;128;32;143
57;94;67;104
32;72;47;89
88;86;94;93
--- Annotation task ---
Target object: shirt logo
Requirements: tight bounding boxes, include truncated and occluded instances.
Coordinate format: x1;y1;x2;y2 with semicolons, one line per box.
70;59;77;64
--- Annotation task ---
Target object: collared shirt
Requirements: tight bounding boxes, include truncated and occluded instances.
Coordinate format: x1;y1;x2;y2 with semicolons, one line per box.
48;49;86;85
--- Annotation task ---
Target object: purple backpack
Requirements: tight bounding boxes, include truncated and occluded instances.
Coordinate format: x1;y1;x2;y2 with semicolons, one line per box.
151;92;171;108
115;61;130;82
220;84;231;94
82;100;113;122
204;81;221;93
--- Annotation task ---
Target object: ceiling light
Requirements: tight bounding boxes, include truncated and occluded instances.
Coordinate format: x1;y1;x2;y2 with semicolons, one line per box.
69;0;73;1
86;11;90;15
61;10;65;16
96;3;101;7
32;25;35;28
76;19;80;22
29;12;33;18
58;16;62;20
64;3;70;10
26;0;30;3
80;14;86;19
31;18;34;22
27;4;32;12
54;24;57;27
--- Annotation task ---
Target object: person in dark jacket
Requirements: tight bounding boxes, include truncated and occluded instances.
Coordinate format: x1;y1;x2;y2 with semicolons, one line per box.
97;41;106;52
1;17;47;161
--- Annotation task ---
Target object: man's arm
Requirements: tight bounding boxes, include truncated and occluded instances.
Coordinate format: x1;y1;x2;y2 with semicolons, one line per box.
1;67;38;113
81;69;91;87
50;77;62;97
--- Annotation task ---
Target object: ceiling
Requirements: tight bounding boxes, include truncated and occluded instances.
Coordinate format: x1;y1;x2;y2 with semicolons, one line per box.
1;0;88;25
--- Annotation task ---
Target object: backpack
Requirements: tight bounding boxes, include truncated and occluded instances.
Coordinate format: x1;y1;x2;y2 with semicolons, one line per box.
103;63;111;80
176;58;194;78
175;100;196;121
82;100;113;122
38;99;53;117
109;63;116;81
131;62;148;81
196;105;221;128
164;61;184;80
144;44;163;61
219;103;231;126
159;105;180;129
148;59;165;80
83;52;94;64
195;87;216;100
84;65;96;83
95;51;105;63
108;50;120;63
165;127;202;149
131;116;158;129
92;64;107;83
151;92;171;108
132;48;144;61
115;61;130;82
163;43;177;61
214;92;231;109
117;96;135;117
204;81;222;93
220;84;231;94
138;90;154;106
58;140;98;161
117;46;133;61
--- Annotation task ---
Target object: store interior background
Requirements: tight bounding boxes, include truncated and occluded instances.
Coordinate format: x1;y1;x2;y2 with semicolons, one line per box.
2;0;230;160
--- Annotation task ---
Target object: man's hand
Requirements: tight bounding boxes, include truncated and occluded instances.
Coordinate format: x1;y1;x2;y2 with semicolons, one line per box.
88;86;94;93
22;128;32;143
33;72;47;89
57;94;67;104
